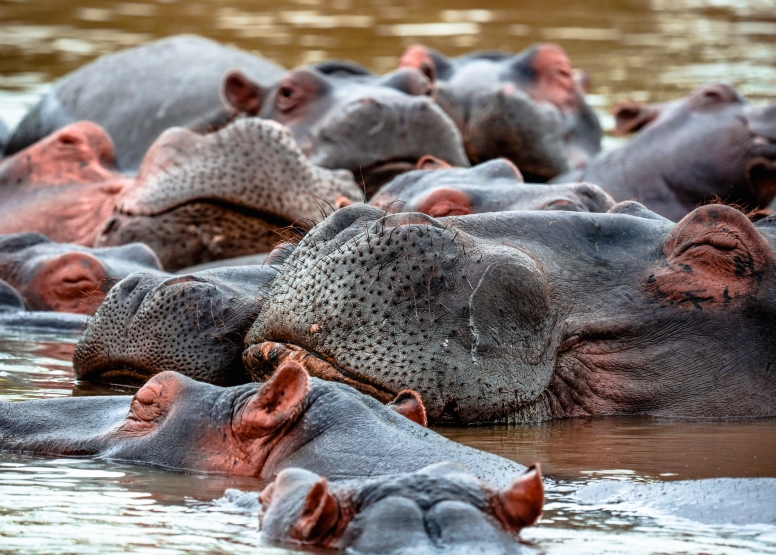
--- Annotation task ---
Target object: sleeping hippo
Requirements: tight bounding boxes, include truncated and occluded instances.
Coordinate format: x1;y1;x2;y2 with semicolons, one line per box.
5;35;285;170
244;202;776;423
222;62;469;198
0;232;164;314
0;362;525;486
398;43;601;181
559;83;776;221
370;157;615;217
259;463;543;554
0;119;363;270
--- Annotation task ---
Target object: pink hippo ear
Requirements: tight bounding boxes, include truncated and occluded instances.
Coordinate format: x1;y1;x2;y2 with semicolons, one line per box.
222;70;265;115
388;390;428;427
289;477;340;544
612;102;661;136
233;361;309;440
415;155;453;171
495;463;545;533
415;188;473;218
398;44;436;83
651;204;775;306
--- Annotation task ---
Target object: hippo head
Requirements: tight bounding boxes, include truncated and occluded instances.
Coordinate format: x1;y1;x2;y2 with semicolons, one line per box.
73;264;279;385
246;202;776;423
95;118;364;270
0;232;163;314
399;43;601;181
0;122;130;246
606;83;776;217
222;64;469;198
370;157;615;216
259;463;543;554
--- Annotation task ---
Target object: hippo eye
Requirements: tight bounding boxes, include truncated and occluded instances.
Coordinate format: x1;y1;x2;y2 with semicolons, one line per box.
280;86;293;98
276;84;302;112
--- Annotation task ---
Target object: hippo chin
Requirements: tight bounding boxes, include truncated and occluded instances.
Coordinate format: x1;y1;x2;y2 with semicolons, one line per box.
399;43;601;181
259;463;543;554
370;157;615;216
223;63;469;198
1;362;524;486
563;83;776;221
245;202;776;423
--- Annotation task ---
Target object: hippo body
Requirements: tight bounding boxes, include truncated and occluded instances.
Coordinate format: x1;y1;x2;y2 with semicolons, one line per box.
370;158;615;217
245;202;776;423
0;232;165;314
259;463;543;554
399;44;601;181
6;35;285;170
559;83;776;221
0;364;525;486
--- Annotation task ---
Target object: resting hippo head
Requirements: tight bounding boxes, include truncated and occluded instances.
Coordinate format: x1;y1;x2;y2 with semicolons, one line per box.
370;157;615;216
222;64;469;198
0;362;525;485
399;43;601;181
0;232;163;314
0;122;130;245
96;118;363;269
260;463;543;554
576;83;776;221
245;202;776;423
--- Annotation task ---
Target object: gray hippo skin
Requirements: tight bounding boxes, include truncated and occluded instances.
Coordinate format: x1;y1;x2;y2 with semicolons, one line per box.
0;117;8;156
222;62;469;198
73;263;278;386
258;463;543;554
5;35;285;170
0;362;525;486
398;43;602;181
245;202;776;423
370;157;614;217
561;83;776;221
0;232;164;314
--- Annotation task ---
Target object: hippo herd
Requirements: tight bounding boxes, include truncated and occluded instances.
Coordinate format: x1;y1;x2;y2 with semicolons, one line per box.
1;34;776;553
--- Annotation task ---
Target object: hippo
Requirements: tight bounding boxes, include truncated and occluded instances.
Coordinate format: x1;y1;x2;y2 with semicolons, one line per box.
0;362;525;486
0;232;164;314
0;119;363;270
370;157;615;217
559;83;776;221
398;43;602;181
5;35;285;170
222;62;469;198
244;202;776;423
258;463;543;554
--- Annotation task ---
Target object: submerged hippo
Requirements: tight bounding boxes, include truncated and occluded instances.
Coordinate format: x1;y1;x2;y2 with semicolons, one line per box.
259;463;543;554
244;202;776;423
0;232;164;314
5;35;285;170
222;62;469;197
0;362;524;486
560;83;776;221
0;119;363;270
398;43;601;181
370;157;614;217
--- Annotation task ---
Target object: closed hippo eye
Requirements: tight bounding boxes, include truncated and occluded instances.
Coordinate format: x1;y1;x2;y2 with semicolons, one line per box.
121;372;182;435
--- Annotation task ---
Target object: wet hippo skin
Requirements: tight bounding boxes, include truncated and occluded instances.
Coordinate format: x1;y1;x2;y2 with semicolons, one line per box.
245;202;776;423
0;362;525;486
370;157;615;217
398;43;601;181
559;83;776;221
259;463;543;554
5;35;285;170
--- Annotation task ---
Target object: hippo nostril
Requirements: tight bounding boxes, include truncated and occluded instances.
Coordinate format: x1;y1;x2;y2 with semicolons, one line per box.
58;133;81;145
359;98;380;107
101;217;119;236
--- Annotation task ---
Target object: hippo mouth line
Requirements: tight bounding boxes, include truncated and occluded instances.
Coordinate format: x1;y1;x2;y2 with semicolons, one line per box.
77;365;154;388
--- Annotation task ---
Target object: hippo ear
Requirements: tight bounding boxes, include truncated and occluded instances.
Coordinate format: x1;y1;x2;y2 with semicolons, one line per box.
290;477;340;544
388;390;428;427
746;158;776;206
495;463;544;533
415;155;452;171
612;102;661;136
21;251;108;314
233;361;309;440
398;44;437;83
416;188;473;218
651;204;775;306
223;70;265;115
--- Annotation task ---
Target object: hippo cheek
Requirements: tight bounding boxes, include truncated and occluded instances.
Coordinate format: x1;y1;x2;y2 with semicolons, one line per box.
21;252;109;314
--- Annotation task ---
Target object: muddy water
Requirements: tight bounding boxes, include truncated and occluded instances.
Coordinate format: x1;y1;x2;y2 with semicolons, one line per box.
1;330;775;554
